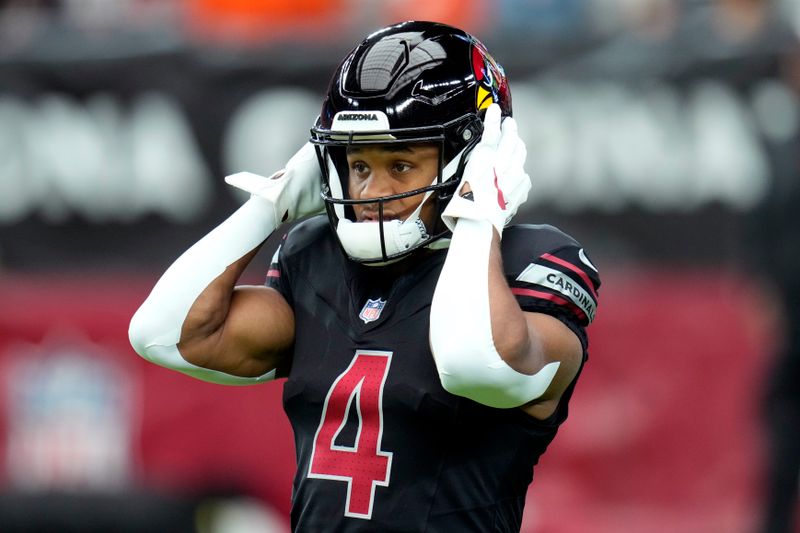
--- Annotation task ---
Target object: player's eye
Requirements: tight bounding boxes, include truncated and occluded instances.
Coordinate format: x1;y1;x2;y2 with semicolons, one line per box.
392;161;412;173
350;161;369;175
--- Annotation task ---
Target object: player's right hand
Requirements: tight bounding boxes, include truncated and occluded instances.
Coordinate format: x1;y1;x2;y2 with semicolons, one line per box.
441;104;531;237
225;142;325;225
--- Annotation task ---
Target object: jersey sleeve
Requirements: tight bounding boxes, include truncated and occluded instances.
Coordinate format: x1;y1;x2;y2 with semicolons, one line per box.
264;233;294;307
502;225;601;345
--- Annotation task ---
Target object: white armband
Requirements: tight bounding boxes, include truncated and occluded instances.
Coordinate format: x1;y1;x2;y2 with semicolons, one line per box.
429;218;559;408
128;197;279;385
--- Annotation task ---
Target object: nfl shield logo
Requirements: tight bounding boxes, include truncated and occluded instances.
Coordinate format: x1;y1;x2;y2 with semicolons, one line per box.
359;298;386;324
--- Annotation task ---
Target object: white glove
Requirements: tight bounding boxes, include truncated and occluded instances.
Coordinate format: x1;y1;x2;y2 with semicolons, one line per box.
225;142;325;227
441;104;531;237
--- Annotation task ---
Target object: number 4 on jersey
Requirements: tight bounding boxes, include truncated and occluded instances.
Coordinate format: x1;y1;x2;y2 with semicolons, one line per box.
308;350;393;519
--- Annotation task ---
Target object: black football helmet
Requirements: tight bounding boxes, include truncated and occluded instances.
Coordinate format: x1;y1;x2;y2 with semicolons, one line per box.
310;20;512;264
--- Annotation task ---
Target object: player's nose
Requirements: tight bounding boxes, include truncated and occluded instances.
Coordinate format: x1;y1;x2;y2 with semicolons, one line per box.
360;170;396;199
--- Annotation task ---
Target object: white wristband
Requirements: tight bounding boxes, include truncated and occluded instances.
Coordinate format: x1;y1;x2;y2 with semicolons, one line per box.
128;196;278;385
429;218;559;408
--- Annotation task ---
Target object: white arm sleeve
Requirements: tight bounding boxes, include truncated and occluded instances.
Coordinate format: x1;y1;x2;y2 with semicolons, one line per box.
128;196;280;385
429;218;560;408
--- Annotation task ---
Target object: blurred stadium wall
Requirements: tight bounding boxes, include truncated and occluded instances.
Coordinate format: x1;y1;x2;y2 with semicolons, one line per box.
0;1;798;532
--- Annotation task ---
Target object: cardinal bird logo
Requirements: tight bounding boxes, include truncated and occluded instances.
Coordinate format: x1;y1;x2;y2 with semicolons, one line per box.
471;43;506;112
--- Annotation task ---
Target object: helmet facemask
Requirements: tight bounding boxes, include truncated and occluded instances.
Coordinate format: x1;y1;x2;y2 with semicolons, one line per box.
311;113;482;265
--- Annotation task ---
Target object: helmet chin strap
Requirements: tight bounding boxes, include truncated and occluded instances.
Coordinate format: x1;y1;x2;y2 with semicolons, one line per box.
327;148;465;264
336;188;434;264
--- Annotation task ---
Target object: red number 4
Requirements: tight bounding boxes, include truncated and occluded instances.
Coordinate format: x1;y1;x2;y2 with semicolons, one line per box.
308;350;393;519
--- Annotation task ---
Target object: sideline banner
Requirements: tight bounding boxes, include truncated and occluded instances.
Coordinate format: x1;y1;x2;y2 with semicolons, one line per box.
0;35;796;269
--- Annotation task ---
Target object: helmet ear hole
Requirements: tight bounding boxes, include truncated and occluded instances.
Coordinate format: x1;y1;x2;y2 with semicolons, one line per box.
444;115;482;164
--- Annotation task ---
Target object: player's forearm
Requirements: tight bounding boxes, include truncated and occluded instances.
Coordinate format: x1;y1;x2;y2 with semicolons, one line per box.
128;197;279;384
176;248;260;357
430;218;558;408
484;229;548;372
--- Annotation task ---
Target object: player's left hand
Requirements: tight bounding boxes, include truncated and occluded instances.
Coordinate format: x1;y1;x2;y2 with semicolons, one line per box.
224;142;325;225
441;103;530;236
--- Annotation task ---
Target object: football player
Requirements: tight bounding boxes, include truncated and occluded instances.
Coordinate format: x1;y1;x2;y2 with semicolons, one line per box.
129;21;601;532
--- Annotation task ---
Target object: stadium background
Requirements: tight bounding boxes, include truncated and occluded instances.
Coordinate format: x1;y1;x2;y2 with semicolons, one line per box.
0;0;798;531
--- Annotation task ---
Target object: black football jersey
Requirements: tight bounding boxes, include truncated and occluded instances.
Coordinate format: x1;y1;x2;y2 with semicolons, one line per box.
266;216;600;532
